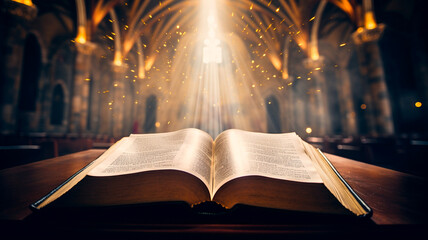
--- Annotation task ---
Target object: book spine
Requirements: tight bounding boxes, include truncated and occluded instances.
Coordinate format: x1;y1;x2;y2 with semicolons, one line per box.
317;149;373;218
30;160;95;210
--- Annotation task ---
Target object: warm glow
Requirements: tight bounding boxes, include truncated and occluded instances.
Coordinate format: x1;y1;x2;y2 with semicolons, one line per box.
138;66;145;79
361;104;367;110
110;9;123;69
364;12;377;30
296;39;307;51
13;0;33;6
154;0;268;137
75;26;87;44
269;54;282;71
202;15;222;64
203;37;222;64
137;40;145;79
310;46;320;61
113;52;122;66
282;71;289;79
309;0;327;61
306;127;313;134
145;57;155;71
415;102;422;108
330;0;354;20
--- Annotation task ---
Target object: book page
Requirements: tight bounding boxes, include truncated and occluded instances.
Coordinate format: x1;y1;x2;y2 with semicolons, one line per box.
89;128;214;190
213;129;322;195
300;139;370;216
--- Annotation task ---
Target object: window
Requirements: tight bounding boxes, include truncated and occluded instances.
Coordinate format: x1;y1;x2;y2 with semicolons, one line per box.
50;84;64;125
143;95;157;133
266;95;281;133
18;34;41;111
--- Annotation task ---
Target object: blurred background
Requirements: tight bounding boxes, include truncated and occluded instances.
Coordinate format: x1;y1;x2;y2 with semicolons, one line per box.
1;0;427;175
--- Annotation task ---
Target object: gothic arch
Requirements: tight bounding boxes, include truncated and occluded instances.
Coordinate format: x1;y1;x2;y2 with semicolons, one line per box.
15;32;46;133
44;40;74;133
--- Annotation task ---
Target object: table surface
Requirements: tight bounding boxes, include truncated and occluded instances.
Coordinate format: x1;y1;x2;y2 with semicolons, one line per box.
0;149;426;237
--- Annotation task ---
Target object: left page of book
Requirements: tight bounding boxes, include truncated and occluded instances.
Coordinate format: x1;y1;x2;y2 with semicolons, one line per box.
31;137;130;209
88;128;214;190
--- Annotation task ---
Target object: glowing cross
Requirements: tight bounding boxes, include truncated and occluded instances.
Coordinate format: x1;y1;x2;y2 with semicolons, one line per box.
203;15;222;64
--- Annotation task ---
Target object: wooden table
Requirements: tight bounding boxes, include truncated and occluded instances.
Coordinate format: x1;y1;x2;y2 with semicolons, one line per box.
0;149;426;238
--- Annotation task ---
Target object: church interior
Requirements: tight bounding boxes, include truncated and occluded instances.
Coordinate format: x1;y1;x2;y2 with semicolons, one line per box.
1;0;427;177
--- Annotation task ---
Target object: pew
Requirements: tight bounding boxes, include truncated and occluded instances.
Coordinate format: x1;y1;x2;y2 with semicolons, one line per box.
0;141;57;169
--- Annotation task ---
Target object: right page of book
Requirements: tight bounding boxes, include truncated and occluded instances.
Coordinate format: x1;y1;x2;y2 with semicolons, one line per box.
212;129;323;195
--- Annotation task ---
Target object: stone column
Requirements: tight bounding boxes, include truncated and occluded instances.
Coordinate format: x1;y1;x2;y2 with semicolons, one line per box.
313;71;331;136
69;52;88;133
283;78;295;132
293;79;307;136
111;67;126;137
337;68;358;135
303;57;331;136
0;1;37;134
69;43;95;133
353;27;394;136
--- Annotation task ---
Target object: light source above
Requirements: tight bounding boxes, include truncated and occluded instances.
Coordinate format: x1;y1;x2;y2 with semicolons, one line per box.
202;15;222;64
12;0;33;6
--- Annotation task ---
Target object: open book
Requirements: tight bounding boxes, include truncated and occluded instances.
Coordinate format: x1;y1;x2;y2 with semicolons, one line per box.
31;128;371;218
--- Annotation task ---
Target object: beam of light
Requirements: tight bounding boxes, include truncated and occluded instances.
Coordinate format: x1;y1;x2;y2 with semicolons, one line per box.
197;0;228;137
255;0;307;51
135;5;198;63
216;0;300;76
75;0;87;44
95;0;344;137
124;0;198;57
75;26;87;44
277;0;302;27
309;0;327;61
243;8;282;67
329;0;356;24
92;0;121;29
144;56;155;72
269;53;282;72
137;39;145;79
363;0;377;30
88;0;343;137
12;0;33;6
282;34;292;79
203;15;222;64
109;9;123;67
156;0;267;137
191;0;223;137
127;0;310;76
229;0;313;56
364;12;377;30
